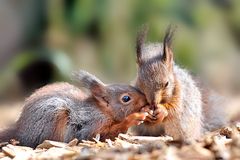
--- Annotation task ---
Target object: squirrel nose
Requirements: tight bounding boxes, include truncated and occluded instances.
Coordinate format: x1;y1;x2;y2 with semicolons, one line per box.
152;104;157;110
150;102;159;110
154;92;162;105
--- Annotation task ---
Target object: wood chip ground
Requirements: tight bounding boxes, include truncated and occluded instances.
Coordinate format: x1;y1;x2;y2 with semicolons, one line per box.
0;123;240;160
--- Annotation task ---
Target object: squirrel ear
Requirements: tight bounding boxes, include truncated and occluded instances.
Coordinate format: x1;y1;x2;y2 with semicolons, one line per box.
162;24;176;64
72;70;109;107
91;85;110;107
136;25;148;65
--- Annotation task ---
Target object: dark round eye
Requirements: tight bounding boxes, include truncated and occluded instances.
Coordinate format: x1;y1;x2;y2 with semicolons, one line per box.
122;95;131;103
165;82;169;88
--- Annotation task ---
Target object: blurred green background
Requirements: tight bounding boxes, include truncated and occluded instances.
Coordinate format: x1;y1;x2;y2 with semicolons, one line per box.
0;0;240;102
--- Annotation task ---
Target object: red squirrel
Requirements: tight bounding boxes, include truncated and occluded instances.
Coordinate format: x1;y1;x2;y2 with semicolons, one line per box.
131;25;227;140
0;70;148;147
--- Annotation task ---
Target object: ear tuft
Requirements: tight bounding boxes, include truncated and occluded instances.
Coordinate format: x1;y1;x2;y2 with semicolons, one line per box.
136;24;148;65
163;24;177;50
162;24;177;62
71;70;105;90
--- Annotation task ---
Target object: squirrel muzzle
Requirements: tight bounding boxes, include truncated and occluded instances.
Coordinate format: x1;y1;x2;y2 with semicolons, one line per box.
153;90;163;107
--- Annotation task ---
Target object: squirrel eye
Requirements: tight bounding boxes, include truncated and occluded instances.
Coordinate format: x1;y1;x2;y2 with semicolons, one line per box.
164;82;169;88
121;95;131;103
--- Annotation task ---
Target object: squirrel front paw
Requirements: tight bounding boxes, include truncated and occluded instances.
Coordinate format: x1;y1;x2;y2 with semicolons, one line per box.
124;112;148;127
141;104;168;124
153;104;168;123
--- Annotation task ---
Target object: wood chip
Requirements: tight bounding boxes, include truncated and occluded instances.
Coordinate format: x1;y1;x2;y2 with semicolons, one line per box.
67;138;78;147
36;140;68;149
0;152;6;158
235;122;240;131
81;140;96;145
105;139;114;147
178;144;214;160
2;146;16;158
115;138;141;149
118;133;173;144
2;144;34;159
35;147;78;159
0;156;12;160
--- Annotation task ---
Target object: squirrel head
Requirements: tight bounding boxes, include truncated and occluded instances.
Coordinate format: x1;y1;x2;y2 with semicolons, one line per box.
135;25;177;107
72;70;147;122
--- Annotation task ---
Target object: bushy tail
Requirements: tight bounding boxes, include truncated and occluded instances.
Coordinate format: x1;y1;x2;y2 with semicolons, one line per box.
0;127;17;143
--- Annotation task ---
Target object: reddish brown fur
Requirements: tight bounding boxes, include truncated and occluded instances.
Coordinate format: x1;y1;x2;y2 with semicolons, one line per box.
93;101;115;120
51;108;70;141
162;77;181;121
163;77;180;107
90;92;148;140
